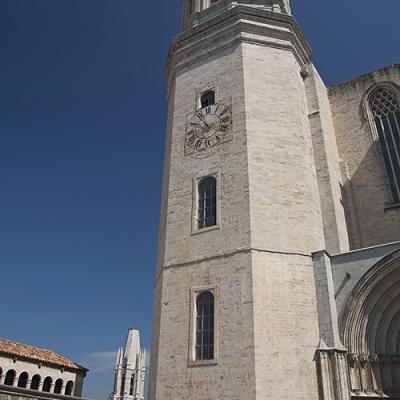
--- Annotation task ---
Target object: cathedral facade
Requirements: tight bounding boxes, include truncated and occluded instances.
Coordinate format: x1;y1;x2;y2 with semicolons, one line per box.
149;1;400;399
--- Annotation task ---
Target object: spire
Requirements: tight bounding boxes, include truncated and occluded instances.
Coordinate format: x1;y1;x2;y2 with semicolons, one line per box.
123;329;140;368
115;347;123;368
111;329;146;400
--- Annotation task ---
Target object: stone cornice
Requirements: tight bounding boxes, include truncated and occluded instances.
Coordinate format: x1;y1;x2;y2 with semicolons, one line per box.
166;5;311;95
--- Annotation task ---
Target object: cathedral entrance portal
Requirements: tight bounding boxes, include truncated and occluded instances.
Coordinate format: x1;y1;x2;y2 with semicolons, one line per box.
340;250;400;398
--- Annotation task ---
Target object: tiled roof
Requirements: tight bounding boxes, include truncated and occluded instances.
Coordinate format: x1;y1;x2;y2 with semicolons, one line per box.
0;339;87;372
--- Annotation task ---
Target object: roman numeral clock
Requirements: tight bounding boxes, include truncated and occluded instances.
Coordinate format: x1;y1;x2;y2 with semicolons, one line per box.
184;101;232;156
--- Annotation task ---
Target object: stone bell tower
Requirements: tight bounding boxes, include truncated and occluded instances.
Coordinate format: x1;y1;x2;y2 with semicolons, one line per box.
112;329;146;400
149;1;330;399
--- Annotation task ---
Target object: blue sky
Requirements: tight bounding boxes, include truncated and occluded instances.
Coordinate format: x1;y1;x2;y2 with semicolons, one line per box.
0;1;399;399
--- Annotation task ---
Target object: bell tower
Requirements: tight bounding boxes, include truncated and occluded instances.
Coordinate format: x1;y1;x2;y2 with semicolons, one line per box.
182;0;291;30
149;1;328;399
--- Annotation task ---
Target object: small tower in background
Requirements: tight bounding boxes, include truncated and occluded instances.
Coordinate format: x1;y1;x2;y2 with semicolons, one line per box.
112;329;145;400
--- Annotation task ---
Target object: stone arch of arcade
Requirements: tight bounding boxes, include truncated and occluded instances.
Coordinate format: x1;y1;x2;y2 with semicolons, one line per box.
340;249;400;398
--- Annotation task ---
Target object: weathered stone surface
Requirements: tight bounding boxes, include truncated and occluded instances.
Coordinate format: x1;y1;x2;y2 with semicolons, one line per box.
149;1;400;399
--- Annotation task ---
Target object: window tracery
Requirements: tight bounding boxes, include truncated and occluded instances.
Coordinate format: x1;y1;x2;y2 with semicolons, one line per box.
369;87;400;203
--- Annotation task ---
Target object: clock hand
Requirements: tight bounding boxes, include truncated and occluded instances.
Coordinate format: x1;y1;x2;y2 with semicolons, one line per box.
198;113;210;128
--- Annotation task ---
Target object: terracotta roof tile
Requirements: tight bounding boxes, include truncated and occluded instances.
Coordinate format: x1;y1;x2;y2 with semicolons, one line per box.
0;339;87;372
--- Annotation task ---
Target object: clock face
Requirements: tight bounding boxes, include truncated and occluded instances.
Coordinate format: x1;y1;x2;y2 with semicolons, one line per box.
185;103;232;154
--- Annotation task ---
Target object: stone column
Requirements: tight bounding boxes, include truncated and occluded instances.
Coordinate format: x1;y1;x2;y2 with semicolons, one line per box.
313;252;351;400
316;351;334;400
359;354;373;394
335;351;351;400
316;350;350;400
348;354;361;396
370;355;383;395
312;251;345;349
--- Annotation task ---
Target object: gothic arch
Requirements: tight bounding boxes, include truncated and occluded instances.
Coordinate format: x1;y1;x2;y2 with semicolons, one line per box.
363;83;400;204
340;249;400;395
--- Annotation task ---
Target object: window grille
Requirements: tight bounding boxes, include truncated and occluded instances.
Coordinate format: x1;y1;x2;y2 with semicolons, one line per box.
195;291;215;360
197;177;217;229
370;88;400;203
200;90;215;108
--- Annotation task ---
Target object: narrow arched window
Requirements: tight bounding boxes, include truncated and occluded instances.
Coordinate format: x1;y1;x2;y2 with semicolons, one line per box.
195;291;215;360
369;87;400;203
17;372;29;388
42;377;52;392
197;177;217;229
54;379;63;394
4;370;16;386
65;380;74;396
129;373;135;396
31;375;41;390
200;90;215;108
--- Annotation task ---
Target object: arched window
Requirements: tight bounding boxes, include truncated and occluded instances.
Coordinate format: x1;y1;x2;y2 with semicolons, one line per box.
65;380;74;396
195;291;215;360
369;87;400;203
30;374;41;390
129;373;135;396
4;370;16;386
54;379;63;394
17;372;29;388
200;90;215;108
42;377;52;392
197;177;217;229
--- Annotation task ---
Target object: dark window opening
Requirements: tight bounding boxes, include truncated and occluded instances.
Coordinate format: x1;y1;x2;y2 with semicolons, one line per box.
65;381;74;396
31;375;41;390
129;374;135;396
42;377;52;393
54;379;63;394
17;372;29;388
4;370;16;386
195;291;215;361
201;90;215;108
197;177;217;229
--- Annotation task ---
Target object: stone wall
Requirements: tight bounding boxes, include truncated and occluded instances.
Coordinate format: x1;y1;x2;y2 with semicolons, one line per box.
329;64;400;250
0;356;83;397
